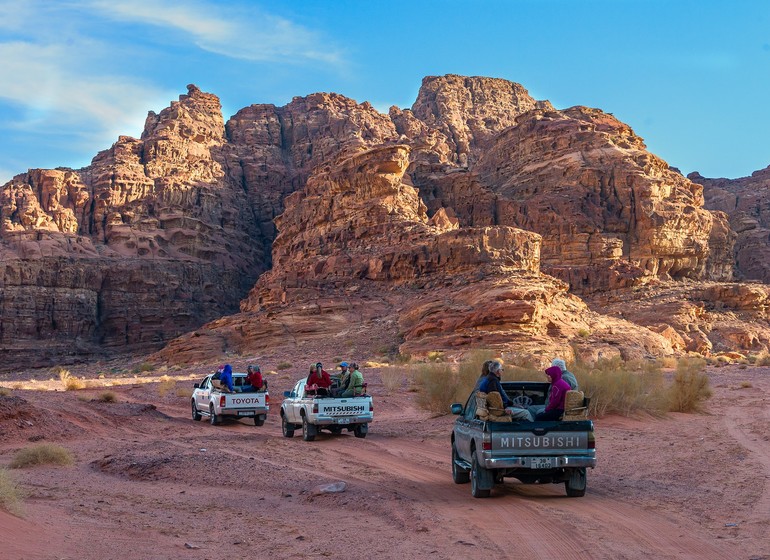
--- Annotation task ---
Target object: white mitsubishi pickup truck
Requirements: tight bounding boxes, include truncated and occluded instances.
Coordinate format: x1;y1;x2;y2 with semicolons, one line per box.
191;372;269;426
280;378;373;441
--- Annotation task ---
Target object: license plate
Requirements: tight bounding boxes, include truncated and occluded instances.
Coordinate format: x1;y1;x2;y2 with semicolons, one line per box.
531;457;552;469
336;418;351;424
238;411;251;416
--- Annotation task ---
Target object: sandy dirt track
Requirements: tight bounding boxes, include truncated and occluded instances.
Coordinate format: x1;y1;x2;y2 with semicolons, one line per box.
1;364;769;560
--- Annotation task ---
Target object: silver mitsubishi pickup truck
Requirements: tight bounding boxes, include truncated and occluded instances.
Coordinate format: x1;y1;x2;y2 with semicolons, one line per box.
451;380;596;498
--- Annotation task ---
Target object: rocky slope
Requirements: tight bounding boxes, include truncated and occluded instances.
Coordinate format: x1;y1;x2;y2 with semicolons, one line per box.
691;167;770;284
2;75;769;367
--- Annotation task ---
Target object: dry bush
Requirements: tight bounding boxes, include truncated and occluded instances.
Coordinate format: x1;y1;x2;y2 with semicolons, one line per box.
411;364;459;414
0;468;24;516
58;369;85;391
10;444;74;469
157;375;176;397
572;356;668;417
756;351;770;366
176;387;191;398
658;356;678;369
668;357;711;413
380;368;405;393
739;381;753;389
97;391;117;403
132;362;155;374
426;351;445;362
0;387;10;397
277;362;291;370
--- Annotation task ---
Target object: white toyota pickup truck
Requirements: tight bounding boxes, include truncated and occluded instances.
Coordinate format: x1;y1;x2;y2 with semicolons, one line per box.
191;372;269;426
280;378;373;441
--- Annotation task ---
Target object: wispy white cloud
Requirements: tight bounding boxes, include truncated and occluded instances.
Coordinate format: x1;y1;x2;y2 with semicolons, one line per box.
0;40;170;147
86;0;343;65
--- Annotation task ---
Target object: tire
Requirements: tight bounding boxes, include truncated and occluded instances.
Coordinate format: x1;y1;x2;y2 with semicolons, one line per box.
191;400;202;421
281;415;294;438
353;424;368;439
302;416;316;442
452;442;470;484
254;415;265;427
565;468;587;497
471;453;492;498
209;404;219;425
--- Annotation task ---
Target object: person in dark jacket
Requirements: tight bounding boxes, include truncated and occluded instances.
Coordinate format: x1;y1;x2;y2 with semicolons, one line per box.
213;364;234;393
245;364;263;391
477;361;513;408
535;365;570;420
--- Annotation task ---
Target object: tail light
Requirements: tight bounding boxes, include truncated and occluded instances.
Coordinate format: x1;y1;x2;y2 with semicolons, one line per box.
313;403;318;414
588;432;595;449
265;394;270;405
219;395;226;408
482;441;492;451
369;402;373;412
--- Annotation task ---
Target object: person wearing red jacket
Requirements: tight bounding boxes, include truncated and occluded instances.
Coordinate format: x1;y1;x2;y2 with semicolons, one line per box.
307;362;332;394
246;364;263;391
535;365;571;420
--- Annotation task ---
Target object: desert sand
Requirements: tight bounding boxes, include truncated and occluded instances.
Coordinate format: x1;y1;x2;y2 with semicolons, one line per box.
1;363;768;560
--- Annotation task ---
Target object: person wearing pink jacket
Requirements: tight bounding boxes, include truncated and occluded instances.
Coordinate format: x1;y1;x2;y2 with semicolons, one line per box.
535;365;570;421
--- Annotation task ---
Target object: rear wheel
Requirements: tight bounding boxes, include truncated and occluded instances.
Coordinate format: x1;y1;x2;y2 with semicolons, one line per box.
452;442;470;484
353;424;368;439
209;404;219;425
302;416;316;441
281;415;294;438
254;415;265;427
191;400;201;421
565;468;587;497
471;453;492;498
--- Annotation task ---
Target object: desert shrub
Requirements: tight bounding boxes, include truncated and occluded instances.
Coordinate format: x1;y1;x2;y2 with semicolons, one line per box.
577;328;590;338
739;381;752;389
394;352;412;364
0;387;10;397
58;369;85;391
277;362;292;370
157;375;176;397
668;357;711;413
0;468;24;516
10;444;74;469
97;391;117;403
412;364;460;414
175;387;191;398
412;351;498;414
132;362;155;374
572;356;668;417
756;351;770;366
380;368;405;393
502;354;543;382
426;351;445;363
658;356;678;369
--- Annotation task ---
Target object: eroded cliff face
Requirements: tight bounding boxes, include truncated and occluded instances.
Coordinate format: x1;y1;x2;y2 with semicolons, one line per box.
692;167;770;284
0;86;268;365
158;144;674;364
3;76;769;367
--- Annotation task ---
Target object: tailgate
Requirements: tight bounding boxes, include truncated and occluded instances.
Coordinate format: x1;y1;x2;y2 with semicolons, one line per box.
491;430;590;456
224;394;266;409
318;398;370;416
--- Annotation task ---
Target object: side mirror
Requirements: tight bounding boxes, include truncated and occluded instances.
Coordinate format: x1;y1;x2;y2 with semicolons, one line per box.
194;383;200;389
450;403;463;415
283;391;291;398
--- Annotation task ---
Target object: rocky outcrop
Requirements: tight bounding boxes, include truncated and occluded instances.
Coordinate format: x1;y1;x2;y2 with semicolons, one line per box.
692;167;770;284
0;86;269;366
3;76;768;367
409;105;734;294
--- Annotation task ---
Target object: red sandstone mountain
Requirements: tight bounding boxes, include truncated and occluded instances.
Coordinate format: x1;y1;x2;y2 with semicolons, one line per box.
1;76;769;368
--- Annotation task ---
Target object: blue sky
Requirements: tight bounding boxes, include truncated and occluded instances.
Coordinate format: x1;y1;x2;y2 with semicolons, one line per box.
1;0;768;185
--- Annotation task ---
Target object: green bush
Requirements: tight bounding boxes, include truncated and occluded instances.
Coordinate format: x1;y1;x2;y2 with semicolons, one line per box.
10;444;74;469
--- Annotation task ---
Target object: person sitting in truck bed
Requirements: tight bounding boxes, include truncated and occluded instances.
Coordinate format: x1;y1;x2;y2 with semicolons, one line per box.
477;361;513;408
534;365;570;421
212;364;234;393
340;363;365;397
245;364;264;392
307;362;332;395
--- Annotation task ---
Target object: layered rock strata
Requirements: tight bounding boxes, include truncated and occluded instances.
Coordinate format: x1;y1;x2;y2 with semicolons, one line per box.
692;167;770;284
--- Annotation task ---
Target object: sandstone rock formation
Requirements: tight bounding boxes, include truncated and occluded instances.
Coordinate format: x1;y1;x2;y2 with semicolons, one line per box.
3;76;770;368
692;167;770;284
